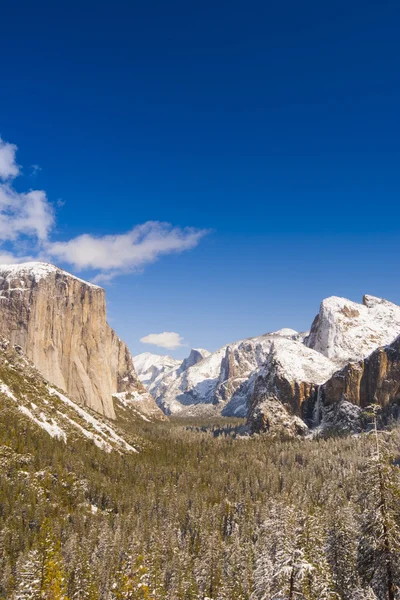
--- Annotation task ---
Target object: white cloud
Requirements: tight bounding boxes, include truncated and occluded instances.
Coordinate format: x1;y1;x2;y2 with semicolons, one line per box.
0;251;31;264
0;136;209;281
0;138;54;254
0;185;54;243
47;221;209;280
0;137;20;180
30;164;42;176
140;332;184;350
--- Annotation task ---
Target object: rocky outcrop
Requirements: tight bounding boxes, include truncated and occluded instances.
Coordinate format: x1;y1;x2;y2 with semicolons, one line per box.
247;338;336;433
180;348;210;371
250;397;309;437
320;335;400;420
0;262;161;420
305;295;400;364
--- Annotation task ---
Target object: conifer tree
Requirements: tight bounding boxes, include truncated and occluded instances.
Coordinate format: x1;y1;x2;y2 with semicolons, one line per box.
326;506;358;600
111;554;152;600
357;406;400;600
15;549;42;600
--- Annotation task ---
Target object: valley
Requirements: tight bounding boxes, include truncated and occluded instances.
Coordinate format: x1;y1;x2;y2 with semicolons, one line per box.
0;262;399;599
1;397;400;599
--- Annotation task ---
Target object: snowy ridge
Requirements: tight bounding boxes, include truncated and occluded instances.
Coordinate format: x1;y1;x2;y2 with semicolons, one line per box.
305;294;400;364
149;294;400;421
133;352;182;387
0;261;101;289
48;387;137;452
266;338;336;385
113;390;167;422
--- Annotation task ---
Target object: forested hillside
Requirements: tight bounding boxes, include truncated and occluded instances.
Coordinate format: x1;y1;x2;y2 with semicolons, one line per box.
1;395;399;599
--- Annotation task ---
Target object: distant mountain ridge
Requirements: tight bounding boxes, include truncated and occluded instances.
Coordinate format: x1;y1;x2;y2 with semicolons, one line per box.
135;294;400;435
134;352;182;387
134;329;307;416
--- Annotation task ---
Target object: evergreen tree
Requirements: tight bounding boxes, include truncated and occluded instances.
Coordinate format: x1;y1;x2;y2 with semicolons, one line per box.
326;506;359;600
15;549;42;600
111;554;152;600
357;407;400;600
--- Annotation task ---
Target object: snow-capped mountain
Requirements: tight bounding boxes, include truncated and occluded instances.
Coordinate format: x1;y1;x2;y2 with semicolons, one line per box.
133;352;182;387
148;330;306;416
145;294;400;431
248;294;400;433
247;337;338;435
305;294;400;364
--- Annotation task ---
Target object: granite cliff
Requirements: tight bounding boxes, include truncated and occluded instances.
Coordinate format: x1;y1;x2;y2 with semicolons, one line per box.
315;335;400;432
248;295;400;434
0;262;161;420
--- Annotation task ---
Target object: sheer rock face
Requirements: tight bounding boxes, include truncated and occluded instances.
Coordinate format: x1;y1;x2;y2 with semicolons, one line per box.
0;262;154;419
321;336;400;411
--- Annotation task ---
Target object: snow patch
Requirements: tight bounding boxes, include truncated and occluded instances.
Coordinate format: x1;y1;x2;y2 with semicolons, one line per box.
18;405;67;441
48;387;137;452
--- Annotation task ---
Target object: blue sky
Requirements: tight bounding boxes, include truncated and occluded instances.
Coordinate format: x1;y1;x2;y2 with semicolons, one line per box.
0;0;399;358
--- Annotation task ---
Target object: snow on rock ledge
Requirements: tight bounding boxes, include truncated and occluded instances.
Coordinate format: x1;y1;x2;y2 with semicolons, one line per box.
247;338;337;433
304;295;400;364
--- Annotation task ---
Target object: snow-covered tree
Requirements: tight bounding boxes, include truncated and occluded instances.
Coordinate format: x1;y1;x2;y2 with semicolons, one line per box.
111;554;152;600
357;406;400;600
15;549;42;599
326;506;359;599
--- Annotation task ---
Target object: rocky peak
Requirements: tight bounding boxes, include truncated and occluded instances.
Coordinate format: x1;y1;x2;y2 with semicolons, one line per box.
0;262;161;420
180;348;210;371
305;295;400;364
247;338;337;433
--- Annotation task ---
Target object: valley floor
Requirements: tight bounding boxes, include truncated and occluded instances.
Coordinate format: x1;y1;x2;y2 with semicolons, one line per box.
1;408;400;599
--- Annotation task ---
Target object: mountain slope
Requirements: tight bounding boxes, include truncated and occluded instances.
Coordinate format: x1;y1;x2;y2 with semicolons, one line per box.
0;262;162;420
0;340;142;452
316;334;400;432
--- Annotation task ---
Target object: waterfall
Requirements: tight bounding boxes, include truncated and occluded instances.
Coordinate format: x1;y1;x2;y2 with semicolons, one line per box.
314;385;322;427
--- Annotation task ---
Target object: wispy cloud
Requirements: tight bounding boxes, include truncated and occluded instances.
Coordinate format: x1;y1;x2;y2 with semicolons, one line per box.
0;137;54;250
30;164;42;176
0;185;54;242
0;135;209;282
0;137;20;179
140;331;184;350
47;222;209;281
